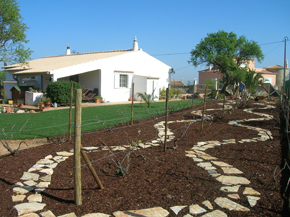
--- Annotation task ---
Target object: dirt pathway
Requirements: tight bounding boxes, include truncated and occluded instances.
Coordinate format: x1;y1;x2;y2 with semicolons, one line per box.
0;138;48;156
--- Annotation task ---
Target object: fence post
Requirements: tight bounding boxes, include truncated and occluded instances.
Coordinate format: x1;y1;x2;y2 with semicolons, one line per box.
164;87;169;152
287;88;289;134
74;89;82;205
69;81;73;140
131;83;134;125
201;85;207;131
222;95;226;118
192;79;196;107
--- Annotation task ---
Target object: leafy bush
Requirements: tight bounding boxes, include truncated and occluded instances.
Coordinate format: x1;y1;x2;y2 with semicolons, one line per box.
159;87;177;99
46;81;81;105
210;89;217;99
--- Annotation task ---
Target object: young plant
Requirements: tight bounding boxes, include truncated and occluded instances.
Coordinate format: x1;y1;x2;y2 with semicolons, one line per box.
137;89;157;108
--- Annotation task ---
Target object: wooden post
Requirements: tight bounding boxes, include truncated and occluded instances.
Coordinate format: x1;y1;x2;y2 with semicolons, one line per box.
222;95;226;118
201;85;207;131
74;89;82;205
69;82;73;140
131;83;134;125
192;79;196;107
164;87;169;152
80;145;104;189
287;88;289;134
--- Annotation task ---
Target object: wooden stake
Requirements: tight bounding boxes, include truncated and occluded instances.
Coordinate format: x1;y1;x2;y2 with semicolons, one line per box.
74;89;82;205
131;83;134;125
201;85;207;131
69;81;73;140
164;87;169;152
80;145;104;189
287;88;289;134
222;95;226;118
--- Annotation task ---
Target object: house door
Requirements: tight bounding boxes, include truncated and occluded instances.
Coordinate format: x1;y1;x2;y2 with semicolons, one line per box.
147;79;154;95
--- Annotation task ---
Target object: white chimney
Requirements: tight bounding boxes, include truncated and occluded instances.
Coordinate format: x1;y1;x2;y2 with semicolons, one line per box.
209;64;212;70
66;44;71;55
133;36;138;51
181;78;183;83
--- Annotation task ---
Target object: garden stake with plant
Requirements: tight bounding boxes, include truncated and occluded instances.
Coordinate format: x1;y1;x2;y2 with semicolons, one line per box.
164;86;169;152
69;81;73;140
74;89;82;205
131;83;134;125
201;85;207;131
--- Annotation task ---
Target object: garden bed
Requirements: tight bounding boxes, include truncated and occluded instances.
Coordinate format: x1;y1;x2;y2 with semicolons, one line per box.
0;99;288;216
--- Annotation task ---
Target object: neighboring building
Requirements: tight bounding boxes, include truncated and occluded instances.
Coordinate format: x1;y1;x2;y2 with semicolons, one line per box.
198;59;289;90
170;78;186;87
3;37;172;102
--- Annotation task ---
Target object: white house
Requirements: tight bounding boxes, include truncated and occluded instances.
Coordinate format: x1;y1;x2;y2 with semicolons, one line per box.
3;37;172;102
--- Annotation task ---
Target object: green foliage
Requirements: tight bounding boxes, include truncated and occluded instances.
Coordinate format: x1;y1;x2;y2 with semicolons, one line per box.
0;0;32;64
94;95;102;99
0;70;5;86
244;69;264;92
1;88;6;100
46;81;81;105
159;87;180;99
189;30;264;91
219;93;225;99
210;89;217;99
17;99;24;104
137;89;157;107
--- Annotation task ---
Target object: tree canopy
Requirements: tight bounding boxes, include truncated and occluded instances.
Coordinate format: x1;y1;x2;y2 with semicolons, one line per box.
189;30;264;91
0;0;32;64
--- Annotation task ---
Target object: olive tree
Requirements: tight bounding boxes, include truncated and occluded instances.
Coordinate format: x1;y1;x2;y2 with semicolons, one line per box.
188;30;264;92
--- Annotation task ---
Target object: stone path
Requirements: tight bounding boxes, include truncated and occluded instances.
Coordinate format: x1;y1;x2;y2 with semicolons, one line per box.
11;101;275;216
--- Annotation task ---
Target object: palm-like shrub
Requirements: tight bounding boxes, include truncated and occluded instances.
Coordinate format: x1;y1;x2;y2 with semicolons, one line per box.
137;89;157;108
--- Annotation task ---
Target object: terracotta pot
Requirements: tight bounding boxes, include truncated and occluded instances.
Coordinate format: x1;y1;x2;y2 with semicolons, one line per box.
39;103;45;111
94;98;102;103
45;101;51;108
129;97;133;101
20;104;24;108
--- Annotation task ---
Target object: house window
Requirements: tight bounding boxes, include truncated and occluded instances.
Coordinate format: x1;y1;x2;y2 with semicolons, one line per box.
120;74;128;88
30;76;35;80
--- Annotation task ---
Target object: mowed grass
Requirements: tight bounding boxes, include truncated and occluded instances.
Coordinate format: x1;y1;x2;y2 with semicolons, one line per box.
0;99;203;140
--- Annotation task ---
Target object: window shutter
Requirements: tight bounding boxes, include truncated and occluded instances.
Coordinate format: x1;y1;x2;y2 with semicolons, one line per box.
114;73;119;88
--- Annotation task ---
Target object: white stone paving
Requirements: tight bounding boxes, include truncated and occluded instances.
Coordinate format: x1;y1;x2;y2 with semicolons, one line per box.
10;101;275;216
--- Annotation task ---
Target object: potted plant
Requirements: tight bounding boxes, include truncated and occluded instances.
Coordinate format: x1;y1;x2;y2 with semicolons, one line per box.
38;101;45;111
43;97;52;108
94;96;102;103
17;99;24;108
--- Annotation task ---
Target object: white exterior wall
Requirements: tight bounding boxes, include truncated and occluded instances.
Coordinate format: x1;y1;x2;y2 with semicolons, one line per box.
47;50;171;102
147;79;159;100
133;76;147;101
79;70;101;93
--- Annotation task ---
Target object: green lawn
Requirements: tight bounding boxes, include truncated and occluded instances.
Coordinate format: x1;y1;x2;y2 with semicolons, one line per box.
0;99;203;140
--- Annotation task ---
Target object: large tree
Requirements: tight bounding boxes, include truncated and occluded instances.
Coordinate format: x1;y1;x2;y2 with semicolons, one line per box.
189;30;264;92
0;0;32;64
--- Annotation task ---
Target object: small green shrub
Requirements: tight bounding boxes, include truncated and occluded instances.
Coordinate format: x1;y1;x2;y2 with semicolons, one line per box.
46;81;81;105
219;93;225;99
210;89;217;99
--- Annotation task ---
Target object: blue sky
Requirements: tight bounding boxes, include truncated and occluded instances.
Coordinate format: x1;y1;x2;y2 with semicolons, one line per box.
17;0;290;84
